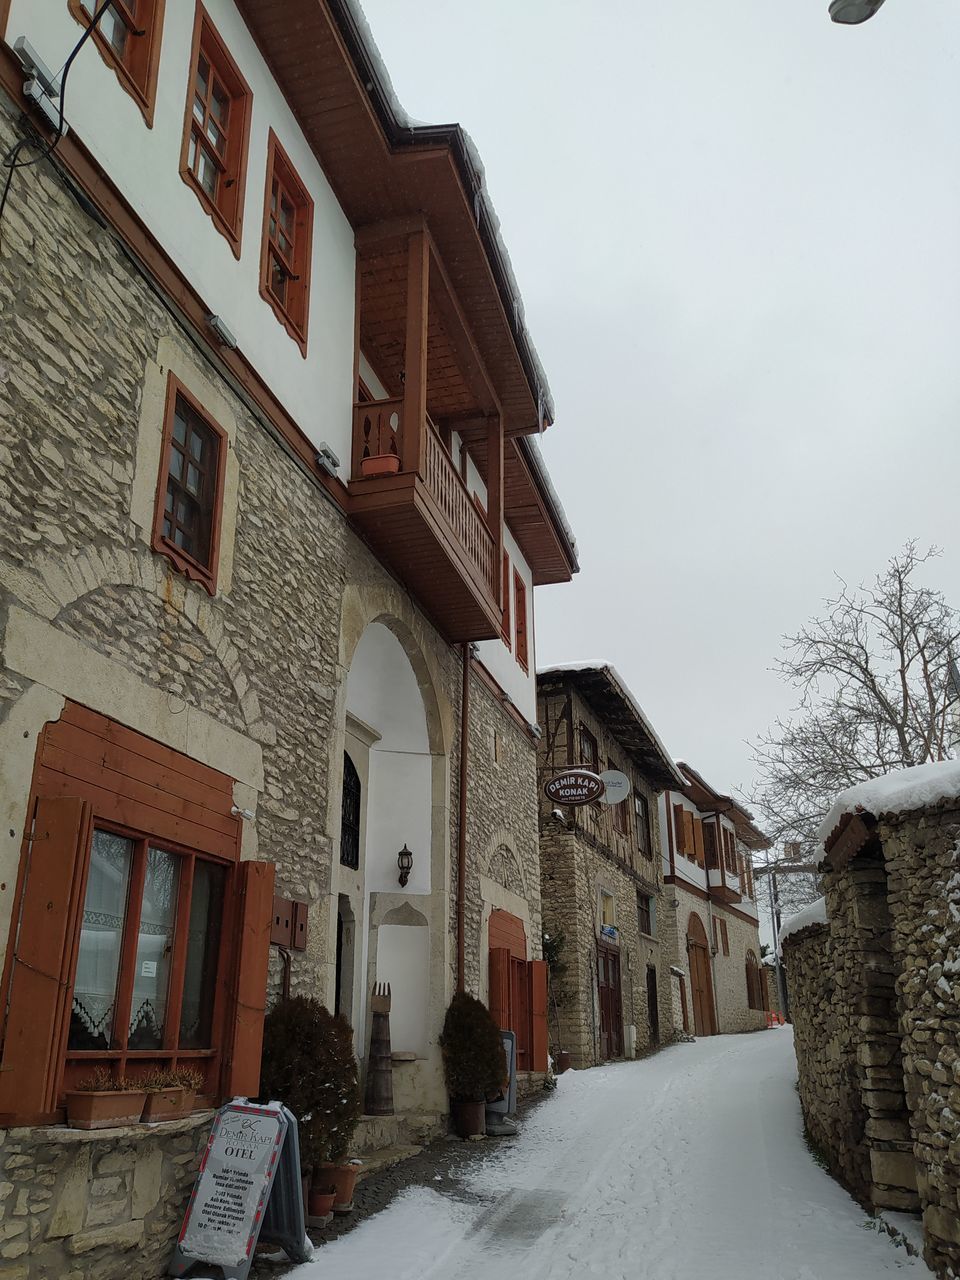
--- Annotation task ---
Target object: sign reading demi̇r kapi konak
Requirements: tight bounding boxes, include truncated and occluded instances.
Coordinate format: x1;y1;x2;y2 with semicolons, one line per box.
544;769;606;806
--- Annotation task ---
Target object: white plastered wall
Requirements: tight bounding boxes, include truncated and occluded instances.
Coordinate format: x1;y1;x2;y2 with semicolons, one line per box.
6;0;356;470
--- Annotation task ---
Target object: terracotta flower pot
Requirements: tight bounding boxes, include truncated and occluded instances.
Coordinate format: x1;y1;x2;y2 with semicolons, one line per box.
141;1086;187;1123
307;1186;336;1219
65;1089;148;1130
451;1099;486;1139
360;453;401;478
320;1161;361;1213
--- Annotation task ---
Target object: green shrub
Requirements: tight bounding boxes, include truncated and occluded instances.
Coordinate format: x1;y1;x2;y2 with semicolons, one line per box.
258;996;361;1170
439;992;507;1103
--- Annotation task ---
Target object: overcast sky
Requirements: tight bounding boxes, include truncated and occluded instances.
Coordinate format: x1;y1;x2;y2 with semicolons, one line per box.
361;0;960;805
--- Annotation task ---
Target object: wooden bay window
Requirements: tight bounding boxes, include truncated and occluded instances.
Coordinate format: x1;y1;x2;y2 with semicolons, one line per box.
151;375;227;595
180;3;252;257
0;704;273;1124
260;131;314;354
69;0;165;125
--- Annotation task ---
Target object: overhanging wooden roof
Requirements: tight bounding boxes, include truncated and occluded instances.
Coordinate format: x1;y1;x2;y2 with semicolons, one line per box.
235;0;576;581
538;666;683;791
677;763;771;851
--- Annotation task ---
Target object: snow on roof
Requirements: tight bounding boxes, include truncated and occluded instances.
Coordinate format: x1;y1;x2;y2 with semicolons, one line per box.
536;662;684;788
818;759;960;845
779;897;827;947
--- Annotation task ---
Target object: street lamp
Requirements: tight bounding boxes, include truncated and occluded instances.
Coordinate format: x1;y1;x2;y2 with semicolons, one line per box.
829;0;887;23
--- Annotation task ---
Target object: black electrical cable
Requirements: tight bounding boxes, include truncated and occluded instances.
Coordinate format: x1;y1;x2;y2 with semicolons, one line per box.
0;0;114;254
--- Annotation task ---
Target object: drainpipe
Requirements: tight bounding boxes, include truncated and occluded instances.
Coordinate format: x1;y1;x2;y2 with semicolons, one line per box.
456;643;471;993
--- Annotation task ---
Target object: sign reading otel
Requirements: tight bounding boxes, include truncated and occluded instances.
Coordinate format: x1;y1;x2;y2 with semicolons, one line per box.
169;1100;310;1280
544;768;631;808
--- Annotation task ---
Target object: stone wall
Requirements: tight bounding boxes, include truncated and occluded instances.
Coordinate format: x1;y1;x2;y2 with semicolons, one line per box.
882;809;960;1277
0;1114;208;1280
784;808;960;1279
710;904;767;1035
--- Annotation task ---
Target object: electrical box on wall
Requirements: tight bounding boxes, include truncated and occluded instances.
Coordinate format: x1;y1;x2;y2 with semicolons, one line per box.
271;896;308;950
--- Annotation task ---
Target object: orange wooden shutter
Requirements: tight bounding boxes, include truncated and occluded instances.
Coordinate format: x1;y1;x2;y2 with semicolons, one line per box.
223;859;274;1100
528;959;548;1072
0;796;92;1121
488;947;510;1032
672;804;685;852
682;810;695;858
693;818;705;865
501;553;511;645
514;571;528;669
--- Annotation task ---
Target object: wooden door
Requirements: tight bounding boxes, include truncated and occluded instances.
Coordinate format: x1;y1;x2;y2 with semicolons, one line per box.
686;912;715;1037
597;944;624;1059
646;966;660;1046
510;956;530;1070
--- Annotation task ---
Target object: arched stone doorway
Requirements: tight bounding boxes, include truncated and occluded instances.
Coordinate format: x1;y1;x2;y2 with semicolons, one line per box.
687;911;715;1037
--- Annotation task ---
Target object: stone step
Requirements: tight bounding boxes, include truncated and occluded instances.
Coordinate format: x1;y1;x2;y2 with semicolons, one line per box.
355;1144;424;1179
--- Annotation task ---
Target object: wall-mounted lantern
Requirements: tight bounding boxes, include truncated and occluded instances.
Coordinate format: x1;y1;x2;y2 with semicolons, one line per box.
397;844;413;888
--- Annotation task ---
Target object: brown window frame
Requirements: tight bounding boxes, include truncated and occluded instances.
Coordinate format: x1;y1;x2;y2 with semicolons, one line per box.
179;2;253;259
151;374;228;596
673;803;687;855
63;818;233;1094
514;570;529;672
259;129;314;355
609;759;628;836
635;791;651;858
579;723;599;775
637;891;653;938
720;919;730;956
68;0;166;126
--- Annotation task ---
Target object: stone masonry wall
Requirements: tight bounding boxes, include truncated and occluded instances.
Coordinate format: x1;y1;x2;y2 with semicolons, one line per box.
881;808;960;1278
710;904;766;1035
0;1115;208;1279
782;921;871;1200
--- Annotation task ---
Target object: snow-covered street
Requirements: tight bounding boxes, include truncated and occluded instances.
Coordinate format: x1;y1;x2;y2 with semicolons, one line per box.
278;1029;926;1280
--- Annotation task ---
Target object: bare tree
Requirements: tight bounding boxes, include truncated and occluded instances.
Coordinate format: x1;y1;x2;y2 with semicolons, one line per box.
751;543;960;888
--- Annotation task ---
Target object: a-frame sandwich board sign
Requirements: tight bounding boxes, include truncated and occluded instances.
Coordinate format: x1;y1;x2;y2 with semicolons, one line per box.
168;1099;312;1280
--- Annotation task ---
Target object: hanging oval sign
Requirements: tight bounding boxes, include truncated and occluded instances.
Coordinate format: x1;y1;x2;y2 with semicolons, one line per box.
544;769;606;806
598;770;632;805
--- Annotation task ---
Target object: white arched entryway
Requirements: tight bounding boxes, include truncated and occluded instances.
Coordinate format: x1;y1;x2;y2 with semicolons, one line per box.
333;619;447;1088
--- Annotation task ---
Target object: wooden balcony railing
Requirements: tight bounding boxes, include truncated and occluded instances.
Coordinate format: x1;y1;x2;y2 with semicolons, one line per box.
351;398;498;604
421;423;497;597
354;398;403;469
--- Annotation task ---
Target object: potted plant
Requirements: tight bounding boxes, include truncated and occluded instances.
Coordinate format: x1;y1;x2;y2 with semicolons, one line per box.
359;449;401;478
439;992;507;1139
65;1066;148;1130
259;996;362;1218
175;1065;205;1115
139;1068;185;1123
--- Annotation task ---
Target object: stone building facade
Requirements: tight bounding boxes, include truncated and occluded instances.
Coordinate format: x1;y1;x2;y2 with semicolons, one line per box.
659;764;769;1038
0;1;575;1272
536;665;682;1068
782;763;960;1280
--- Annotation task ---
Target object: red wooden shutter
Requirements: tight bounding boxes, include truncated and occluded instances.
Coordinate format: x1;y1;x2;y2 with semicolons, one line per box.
488;946;510;1033
514;571;528;670
0;796;92;1122
501;553;511;645
528;959;548;1072
223;859;274;1100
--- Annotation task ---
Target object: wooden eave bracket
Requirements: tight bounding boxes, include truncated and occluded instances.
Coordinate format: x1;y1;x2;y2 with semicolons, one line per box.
822;810;878;870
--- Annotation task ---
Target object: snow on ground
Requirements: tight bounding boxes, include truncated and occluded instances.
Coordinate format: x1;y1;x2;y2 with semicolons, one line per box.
818;758;960;843
270;1030;929;1280
779;896;828;946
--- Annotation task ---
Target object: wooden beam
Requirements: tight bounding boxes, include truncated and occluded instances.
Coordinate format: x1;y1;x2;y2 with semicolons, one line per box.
402;230;429;475
355;213;429;251
427;238;500;418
